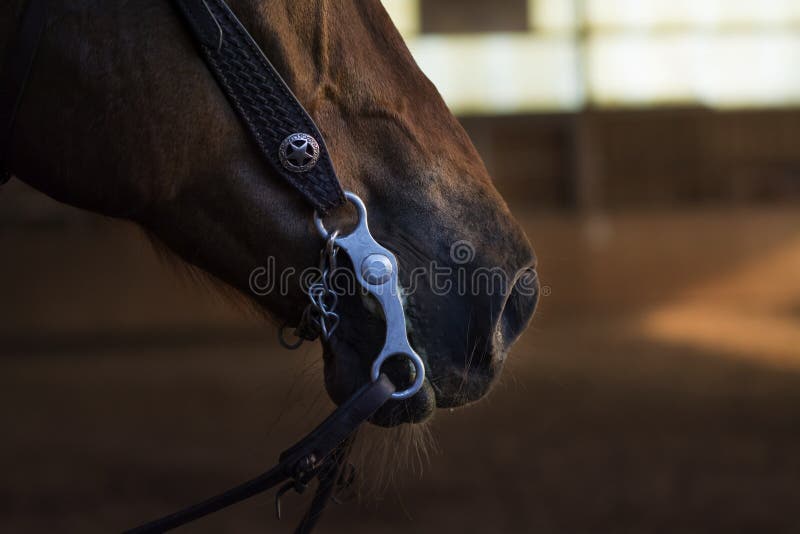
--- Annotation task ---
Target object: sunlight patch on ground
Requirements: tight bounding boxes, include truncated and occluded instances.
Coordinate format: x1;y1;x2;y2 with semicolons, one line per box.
640;236;800;369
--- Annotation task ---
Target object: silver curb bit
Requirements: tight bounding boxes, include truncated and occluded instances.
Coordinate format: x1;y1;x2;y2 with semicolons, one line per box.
310;192;426;400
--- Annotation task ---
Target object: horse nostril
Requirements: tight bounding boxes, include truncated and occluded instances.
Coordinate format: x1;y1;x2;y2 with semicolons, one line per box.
497;267;539;350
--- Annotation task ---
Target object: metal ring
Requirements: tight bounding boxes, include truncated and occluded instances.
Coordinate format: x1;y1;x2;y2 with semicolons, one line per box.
370;351;426;400
314;191;367;238
278;323;304;350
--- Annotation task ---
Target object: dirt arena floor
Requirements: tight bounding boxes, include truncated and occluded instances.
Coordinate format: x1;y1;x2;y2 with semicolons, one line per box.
1;188;799;533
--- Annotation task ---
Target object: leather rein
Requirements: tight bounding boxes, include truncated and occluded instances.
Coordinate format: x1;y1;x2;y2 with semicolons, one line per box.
1;1;427;532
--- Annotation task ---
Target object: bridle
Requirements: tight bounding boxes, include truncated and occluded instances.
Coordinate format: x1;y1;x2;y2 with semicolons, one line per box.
1;0;427;532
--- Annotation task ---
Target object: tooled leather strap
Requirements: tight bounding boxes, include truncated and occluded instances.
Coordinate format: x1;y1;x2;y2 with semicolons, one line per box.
170;0;346;214
0;0;48;184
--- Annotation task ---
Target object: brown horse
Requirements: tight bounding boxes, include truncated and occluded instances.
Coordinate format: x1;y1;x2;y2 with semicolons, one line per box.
1;0;538;426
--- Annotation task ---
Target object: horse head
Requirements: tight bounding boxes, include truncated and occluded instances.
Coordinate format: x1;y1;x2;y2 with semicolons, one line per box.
3;0;538;426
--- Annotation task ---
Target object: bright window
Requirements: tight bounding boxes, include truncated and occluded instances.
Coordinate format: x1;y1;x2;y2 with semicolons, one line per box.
381;0;800;113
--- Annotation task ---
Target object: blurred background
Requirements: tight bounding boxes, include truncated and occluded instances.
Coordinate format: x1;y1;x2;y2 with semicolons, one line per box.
1;0;799;532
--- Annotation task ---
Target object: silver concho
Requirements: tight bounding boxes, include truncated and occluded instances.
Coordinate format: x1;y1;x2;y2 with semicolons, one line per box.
279;133;320;173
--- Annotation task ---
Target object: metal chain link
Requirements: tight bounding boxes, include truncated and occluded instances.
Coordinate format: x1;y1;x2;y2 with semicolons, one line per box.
304;229;341;340
279;230;341;349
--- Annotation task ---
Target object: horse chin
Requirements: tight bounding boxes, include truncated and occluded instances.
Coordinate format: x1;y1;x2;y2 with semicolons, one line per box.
426;364;498;409
370;379;437;428
321;343;436;427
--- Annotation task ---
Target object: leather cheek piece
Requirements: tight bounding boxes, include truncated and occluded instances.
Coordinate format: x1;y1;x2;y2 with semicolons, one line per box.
171;0;346;215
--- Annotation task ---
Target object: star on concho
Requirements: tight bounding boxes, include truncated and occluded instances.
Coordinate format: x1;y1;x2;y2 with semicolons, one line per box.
279;133;320;172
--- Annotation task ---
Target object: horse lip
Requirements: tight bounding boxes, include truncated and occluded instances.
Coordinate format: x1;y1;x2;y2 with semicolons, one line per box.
321;342;436;426
370;376;436;427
